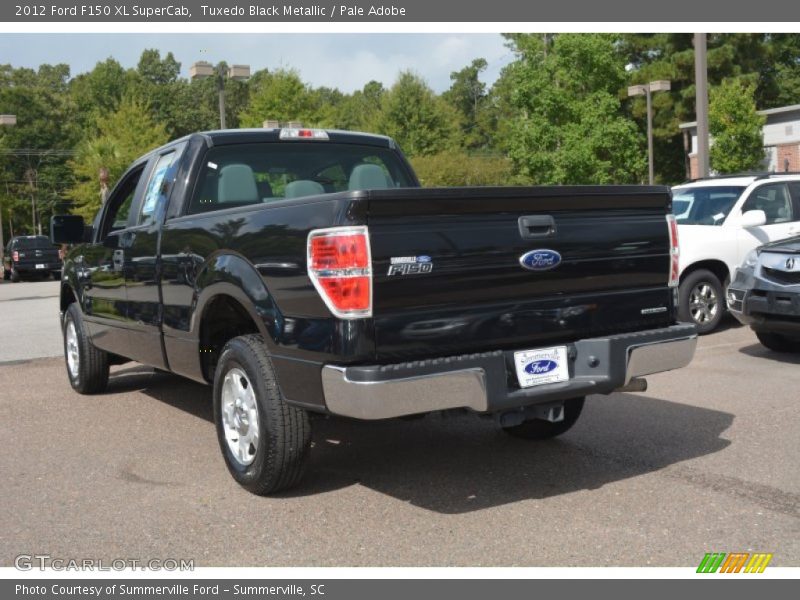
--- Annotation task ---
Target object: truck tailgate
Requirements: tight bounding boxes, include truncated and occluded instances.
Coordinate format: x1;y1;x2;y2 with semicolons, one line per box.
367;186;675;359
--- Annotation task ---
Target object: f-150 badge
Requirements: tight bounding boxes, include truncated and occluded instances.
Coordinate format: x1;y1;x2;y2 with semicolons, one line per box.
387;255;433;276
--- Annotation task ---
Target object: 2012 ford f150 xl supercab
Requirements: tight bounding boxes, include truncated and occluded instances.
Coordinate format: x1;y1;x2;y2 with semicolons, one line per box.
52;128;697;494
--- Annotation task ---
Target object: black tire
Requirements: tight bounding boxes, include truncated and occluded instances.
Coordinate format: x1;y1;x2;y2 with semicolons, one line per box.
213;334;311;495
502;397;585;440
63;303;109;394
756;331;799;353
52;271;61;281
10;268;20;283
678;269;724;334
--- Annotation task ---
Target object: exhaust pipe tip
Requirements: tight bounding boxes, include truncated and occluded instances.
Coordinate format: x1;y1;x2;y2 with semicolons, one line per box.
615;377;648;393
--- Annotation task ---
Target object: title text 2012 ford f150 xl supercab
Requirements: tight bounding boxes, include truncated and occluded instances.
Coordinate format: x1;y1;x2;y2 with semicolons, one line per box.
52;128;697;494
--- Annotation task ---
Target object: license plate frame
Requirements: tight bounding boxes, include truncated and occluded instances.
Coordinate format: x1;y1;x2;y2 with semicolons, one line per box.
35;263;46;269
514;345;569;388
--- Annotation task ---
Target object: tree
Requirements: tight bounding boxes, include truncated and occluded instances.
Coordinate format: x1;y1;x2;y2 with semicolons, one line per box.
619;33;800;183
709;79;766;174
0;64;79;234
374;71;461;157
69;58;133;125
442;58;492;149
238;69;320;127
499;34;645;184
769;34;800;107
411;150;511;186
137;49;180;85
332;81;384;132
68;96;168;219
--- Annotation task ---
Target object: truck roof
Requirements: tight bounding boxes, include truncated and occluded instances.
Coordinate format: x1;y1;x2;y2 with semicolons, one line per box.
142;128;397;162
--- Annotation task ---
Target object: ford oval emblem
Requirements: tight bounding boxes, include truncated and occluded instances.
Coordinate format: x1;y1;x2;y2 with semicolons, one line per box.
520;249;562;271
524;359;558;375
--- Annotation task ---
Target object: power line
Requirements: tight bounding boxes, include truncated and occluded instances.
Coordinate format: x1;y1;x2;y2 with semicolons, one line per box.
0;149;76;157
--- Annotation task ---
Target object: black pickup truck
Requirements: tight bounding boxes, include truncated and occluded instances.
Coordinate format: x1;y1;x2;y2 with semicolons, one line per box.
3;235;62;281
52;128;697;494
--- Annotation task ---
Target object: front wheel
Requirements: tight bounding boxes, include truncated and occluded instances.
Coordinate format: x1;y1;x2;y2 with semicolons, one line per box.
502;397;585;440
10;268;20;283
756;331;799;353
63;303;109;394
678;269;724;334
213;335;311;495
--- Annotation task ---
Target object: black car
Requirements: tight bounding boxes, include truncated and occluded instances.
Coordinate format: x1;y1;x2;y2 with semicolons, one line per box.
3;235;63;282
728;235;800;351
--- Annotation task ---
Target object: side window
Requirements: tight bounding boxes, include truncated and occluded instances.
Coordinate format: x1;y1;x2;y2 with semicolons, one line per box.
741;184;794;225
138;151;176;226
98;167;145;240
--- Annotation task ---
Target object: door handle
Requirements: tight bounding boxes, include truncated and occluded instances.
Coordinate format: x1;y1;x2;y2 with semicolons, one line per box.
518;215;557;238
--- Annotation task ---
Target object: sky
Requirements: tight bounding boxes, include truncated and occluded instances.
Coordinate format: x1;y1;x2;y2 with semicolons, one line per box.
0;33;514;93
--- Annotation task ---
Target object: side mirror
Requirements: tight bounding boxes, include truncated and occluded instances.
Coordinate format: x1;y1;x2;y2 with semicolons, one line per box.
741;210;767;228
51;215;89;244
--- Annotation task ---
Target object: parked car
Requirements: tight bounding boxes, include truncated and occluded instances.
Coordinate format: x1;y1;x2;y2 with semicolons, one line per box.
3;235;63;282
672;173;800;333
52;128;697;495
727;235;800;352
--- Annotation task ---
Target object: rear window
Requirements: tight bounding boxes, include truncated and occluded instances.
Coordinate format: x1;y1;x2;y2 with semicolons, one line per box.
15;236;54;249
187;142;413;215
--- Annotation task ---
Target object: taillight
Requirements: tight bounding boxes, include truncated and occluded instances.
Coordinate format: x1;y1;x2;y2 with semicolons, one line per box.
307;226;372;318
666;214;680;287
12;251;19;262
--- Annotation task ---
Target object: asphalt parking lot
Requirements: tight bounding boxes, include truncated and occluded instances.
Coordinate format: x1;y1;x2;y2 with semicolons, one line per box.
1;279;798;567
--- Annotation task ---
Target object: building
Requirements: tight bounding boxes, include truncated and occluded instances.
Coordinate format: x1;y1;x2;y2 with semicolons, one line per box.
679;103;800;179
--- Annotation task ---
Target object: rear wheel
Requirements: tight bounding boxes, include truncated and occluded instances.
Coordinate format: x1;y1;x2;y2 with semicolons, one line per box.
502;397;585;440
679;269;724;334
756;331;799;353
213;334;311;495
63;303;109;394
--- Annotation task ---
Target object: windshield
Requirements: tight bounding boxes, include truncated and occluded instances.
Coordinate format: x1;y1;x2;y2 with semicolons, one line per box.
672;186;746;226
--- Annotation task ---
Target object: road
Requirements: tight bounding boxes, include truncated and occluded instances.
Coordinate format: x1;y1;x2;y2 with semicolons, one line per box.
0;279;798;566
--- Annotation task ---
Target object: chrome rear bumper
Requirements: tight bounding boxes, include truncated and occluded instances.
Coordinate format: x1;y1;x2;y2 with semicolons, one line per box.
321;323;697;420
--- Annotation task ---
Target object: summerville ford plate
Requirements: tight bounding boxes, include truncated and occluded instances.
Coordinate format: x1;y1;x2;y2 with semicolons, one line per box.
513;346;569;388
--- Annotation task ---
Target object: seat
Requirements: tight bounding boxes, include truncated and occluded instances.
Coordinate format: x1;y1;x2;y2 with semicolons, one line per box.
774;204;792;222
284;180;325;199
348;164;392;191
217;164;259;204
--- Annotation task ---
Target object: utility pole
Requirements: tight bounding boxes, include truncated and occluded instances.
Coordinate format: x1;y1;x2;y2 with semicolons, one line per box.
25;168;38;235
694;33;710;178
0;113;16;260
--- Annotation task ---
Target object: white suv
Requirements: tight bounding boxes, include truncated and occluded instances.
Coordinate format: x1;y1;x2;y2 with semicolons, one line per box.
672;174;800;333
